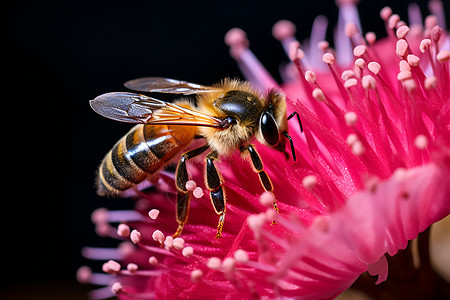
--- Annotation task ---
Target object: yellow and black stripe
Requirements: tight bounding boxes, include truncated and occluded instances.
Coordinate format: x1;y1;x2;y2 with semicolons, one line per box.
96;124;196;195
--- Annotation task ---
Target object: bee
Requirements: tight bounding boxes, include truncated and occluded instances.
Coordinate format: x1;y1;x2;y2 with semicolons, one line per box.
90;77;301;238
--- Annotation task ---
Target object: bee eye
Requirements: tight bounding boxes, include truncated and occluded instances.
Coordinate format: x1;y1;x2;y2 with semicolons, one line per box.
260;112;279;145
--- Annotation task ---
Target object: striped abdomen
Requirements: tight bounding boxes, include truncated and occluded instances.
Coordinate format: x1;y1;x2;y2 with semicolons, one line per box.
97;124;196;195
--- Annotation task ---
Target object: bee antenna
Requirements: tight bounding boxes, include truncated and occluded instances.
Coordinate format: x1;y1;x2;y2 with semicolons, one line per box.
283;131;296;161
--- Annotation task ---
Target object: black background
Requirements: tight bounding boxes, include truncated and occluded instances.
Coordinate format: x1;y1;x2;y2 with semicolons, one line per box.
2;0;446;299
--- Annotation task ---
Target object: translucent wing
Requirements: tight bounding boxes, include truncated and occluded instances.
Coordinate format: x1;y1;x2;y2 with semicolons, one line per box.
124;77;218;94
90;92;223;127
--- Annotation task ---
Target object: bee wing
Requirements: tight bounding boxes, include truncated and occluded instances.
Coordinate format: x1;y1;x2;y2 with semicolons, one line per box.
90;92;223;127
124;77;218;94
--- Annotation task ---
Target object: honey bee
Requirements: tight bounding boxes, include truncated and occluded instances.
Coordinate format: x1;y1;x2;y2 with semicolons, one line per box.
90;77;301;238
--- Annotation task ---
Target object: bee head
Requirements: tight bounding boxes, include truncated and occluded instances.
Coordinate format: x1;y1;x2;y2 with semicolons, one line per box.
257;89;294;160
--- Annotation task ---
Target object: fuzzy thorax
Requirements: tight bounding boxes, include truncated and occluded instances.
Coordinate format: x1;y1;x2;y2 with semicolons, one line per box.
196;78;265;156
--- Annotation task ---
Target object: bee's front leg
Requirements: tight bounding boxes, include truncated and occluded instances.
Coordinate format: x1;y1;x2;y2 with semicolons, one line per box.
240;144;278;213
205;151;226;238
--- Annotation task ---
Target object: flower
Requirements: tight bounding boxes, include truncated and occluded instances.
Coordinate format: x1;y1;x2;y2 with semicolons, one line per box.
79;1;450;299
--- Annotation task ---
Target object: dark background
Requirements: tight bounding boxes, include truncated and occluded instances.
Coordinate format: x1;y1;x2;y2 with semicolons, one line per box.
2;0;446;299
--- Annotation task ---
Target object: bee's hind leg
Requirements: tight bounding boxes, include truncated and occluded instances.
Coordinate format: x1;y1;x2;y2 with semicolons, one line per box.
205;151;226;238
173;145;209;238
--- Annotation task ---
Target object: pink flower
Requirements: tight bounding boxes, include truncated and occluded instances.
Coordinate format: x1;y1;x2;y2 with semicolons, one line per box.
79;1;450;299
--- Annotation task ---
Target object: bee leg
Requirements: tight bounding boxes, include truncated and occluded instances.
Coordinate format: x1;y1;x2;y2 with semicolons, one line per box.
205;151;226;238
173;145;210;238
240;144;278;213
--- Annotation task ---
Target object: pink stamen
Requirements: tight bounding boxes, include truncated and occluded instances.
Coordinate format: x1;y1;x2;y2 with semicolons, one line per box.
380;7;392;22
396;39;409;58
224;28;249;56
345;22;359;38
365;32;376;45
182;246;194;257
396;25;410;39
436;50;450;63
164;236;174;249
190;269;203;283
225;28;278;90
428;0;446;29
355;58;366;70
127;263;138;273
111;282;123;295
353;45;367;57
402;78;417;93
148;209;160;220
272;19;296;41
368;62;381;75
430;25;442;45
118;242;135;257
288;41;304;62
414;135;429;150
152;230;165;244
388;14;400;30
247;213;268;238
424;76;437;89
407;54;420;66
397;71;413;81
344;111;358;126
95;222;111;237
272;19;297;54
312;88;326;102
193;187;204;198
185;180;197;191
91;208;108;224
322;53;335;64
351;140;366;156
117;224;130;237
341;70;355;80
102;260;121;274
305;70;317;83
77;266;92;284
362;75;376;90
259;191;274;208
222;257;237;279
207;257;222;270
234;249;249;263
148;256;158;266
335;0;362;66
346;133;359;146
130;229;141;244
173;237;185;250
420;39;432;53
318;40;329;52
344;78;358;88
399;60;411;72
309;15;329;70
302;175;318;190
